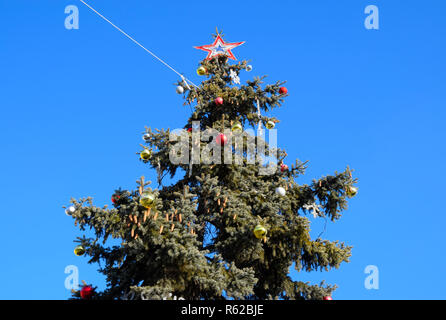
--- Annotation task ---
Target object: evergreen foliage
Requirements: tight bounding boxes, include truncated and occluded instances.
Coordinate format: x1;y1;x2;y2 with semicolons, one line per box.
68;40;357;300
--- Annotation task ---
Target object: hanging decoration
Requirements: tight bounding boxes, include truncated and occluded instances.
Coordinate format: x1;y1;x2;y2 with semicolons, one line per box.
229;69;241;85
346;186;358;198
140;191;155;208
216;133;228;146
176;86;184;94
80;285;94;300
197;66;207;76
74;245;86;256
303;203;322;219
253;225;267;239
111;194;121;204
279;87;288;95
140;149;152;161
256;99;263;136
265;120;275;130
275;187;286;197
215;97;224;106
231;122;243;133
65;206;76;216
142;133;151;142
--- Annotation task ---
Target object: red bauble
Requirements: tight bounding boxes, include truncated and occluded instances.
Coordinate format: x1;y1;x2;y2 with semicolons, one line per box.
216;133;228;146
111;195;120;204
323;296;333;301
187;127;193;133
80;285;94;300
280;164;289;172
279;87;288;95
215;97;224;106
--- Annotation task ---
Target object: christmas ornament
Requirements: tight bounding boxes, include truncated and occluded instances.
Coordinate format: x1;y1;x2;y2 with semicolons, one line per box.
176;86;184;94
140;149;151;161
216;133;228;146
265;121;275;130
215;97;224;106
194;34;245;61
197;66;207;76
142;133;151;142
65;206;76;216
231;122;243;133
229;69;240;85
140;191;155;208
275;187;286;197
346;186;358;198
253;225;267;239
246;65;253;72
255;99;264;136
279;87;288;95
80;285;94;300
74;245;86;256
303;203;322;219
111;194;120;204
280;164;289;172
187;127;193;133
323;296;333;301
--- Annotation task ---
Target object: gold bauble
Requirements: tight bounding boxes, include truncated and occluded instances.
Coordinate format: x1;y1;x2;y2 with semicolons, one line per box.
140;191;155;208
253;225;267;239
231;123;243;133
197;67;207;76
74;245;86;256
140;149;151;161
265;121;275;129
346;186;358;198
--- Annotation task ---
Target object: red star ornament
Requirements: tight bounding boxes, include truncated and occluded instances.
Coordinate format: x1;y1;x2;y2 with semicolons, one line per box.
194;35;245;60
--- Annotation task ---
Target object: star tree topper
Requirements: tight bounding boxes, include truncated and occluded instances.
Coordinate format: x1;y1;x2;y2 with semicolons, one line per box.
194;34;245;60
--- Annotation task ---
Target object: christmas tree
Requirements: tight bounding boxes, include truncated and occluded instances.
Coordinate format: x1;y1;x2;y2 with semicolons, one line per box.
67;32;357;300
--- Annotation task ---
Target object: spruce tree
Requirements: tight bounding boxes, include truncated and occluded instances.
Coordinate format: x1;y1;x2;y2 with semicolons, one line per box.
67;33;357;300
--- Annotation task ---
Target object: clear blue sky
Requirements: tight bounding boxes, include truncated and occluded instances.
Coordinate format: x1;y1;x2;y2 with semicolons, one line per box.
1;0;445;300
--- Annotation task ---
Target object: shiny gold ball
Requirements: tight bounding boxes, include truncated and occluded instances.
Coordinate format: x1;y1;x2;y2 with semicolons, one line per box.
74;245;86;256
197;66;207;76
231;122;243;133
253;225;267;239
140;149;151;161
346;186;358;198
140;191;155;208
265;121;275;130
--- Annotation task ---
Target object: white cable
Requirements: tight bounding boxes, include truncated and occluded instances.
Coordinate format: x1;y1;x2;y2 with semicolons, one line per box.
181;75;192;91
79;0;198;88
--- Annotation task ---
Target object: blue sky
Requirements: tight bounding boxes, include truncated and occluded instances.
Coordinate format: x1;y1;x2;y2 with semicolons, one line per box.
0;0;445;300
